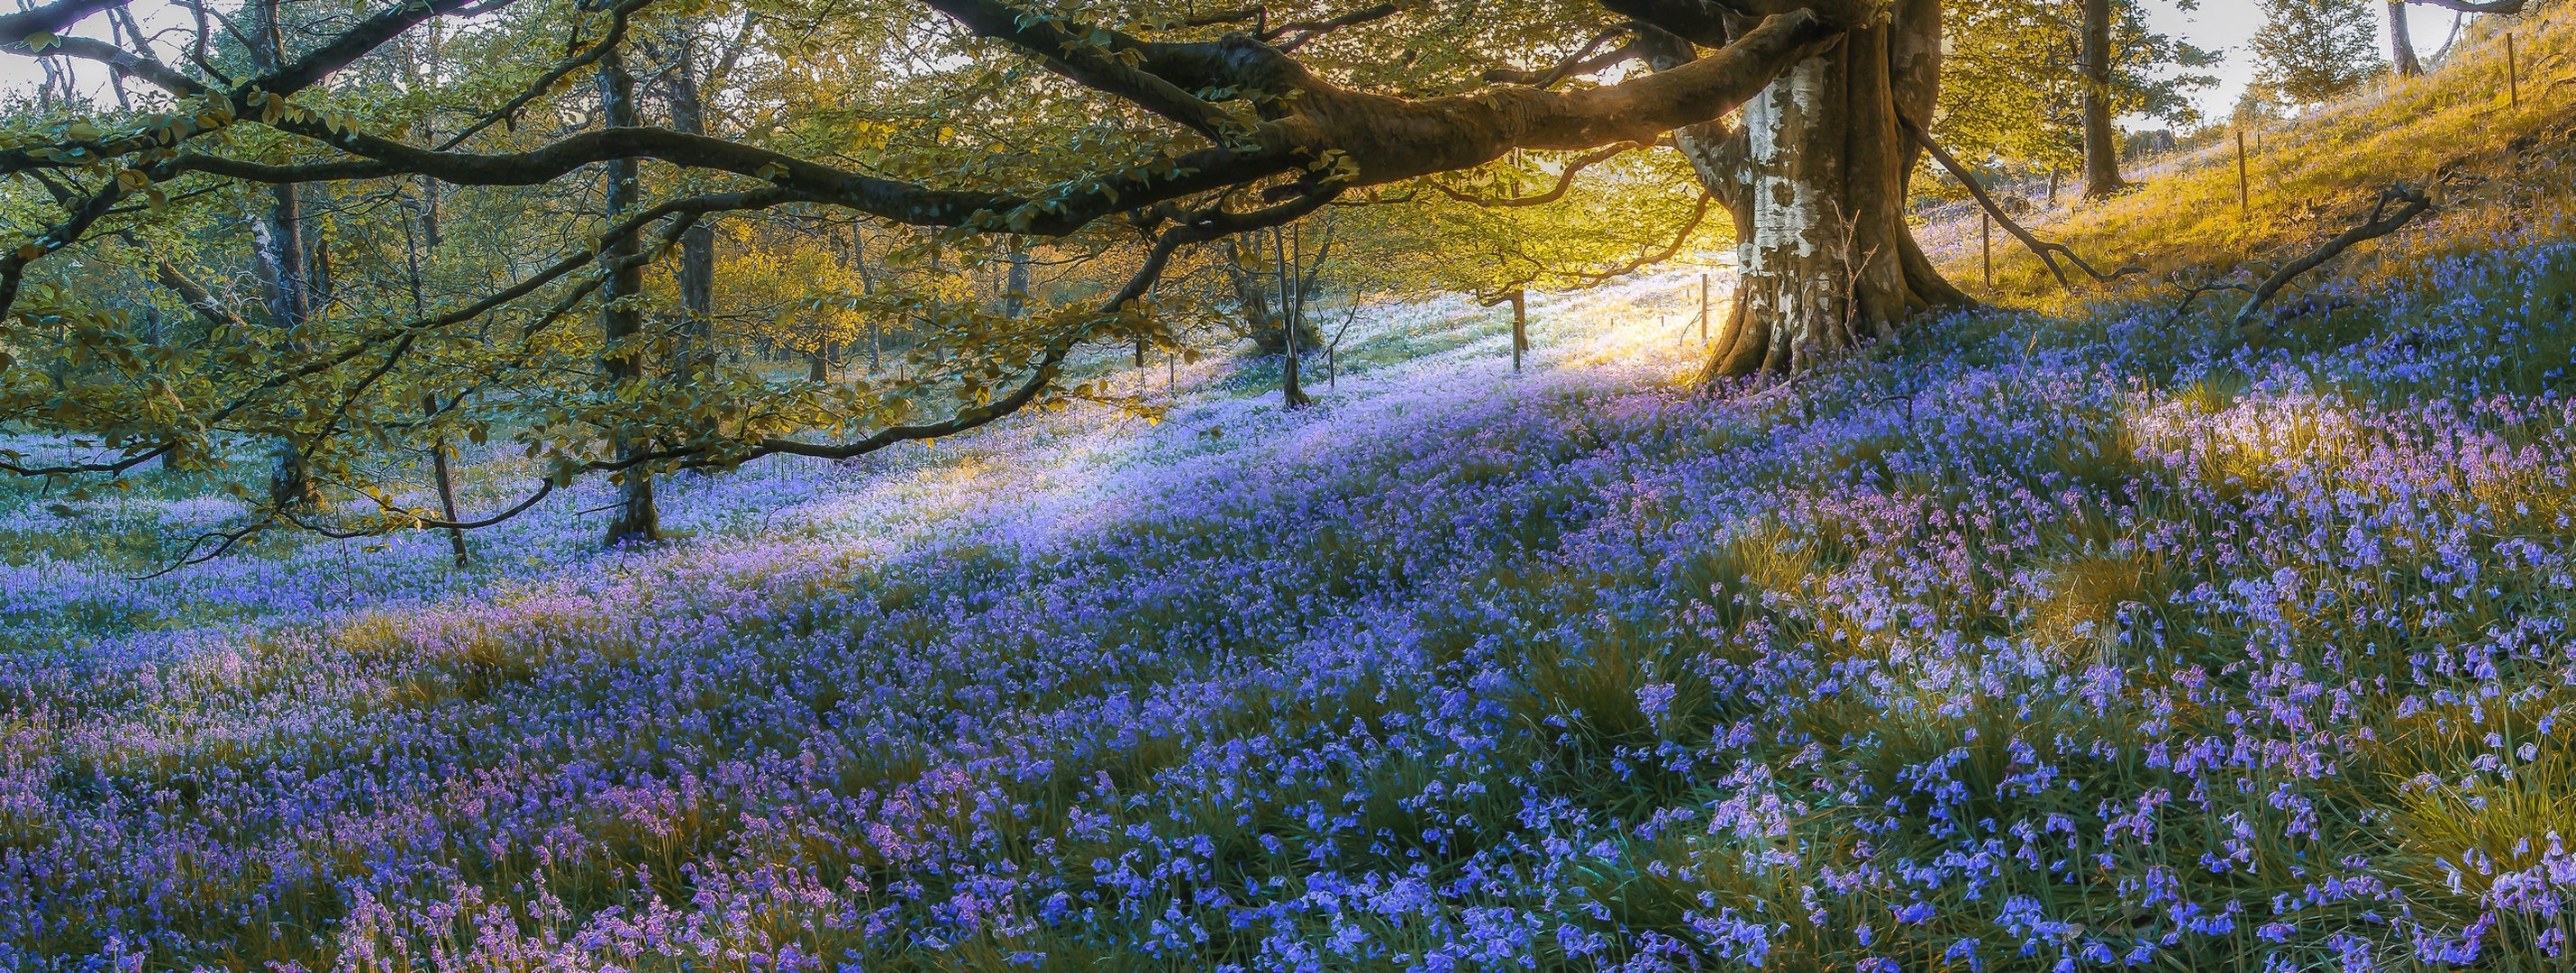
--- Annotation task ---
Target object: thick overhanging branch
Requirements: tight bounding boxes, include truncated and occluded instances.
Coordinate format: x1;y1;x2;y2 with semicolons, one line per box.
1257;8;1835;183
257;0;505;97
1596;0;1731;46
0;0;121;49
122;7;1825;247
6;0;1837;260
921;0;1247;139
172;126;1297;237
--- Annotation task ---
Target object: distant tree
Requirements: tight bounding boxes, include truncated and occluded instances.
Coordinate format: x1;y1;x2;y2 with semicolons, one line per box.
2388;1;2533;77
2080;0;2123;197
1940;1;2218;184
2254;0;2386;106
2389;2;2425;76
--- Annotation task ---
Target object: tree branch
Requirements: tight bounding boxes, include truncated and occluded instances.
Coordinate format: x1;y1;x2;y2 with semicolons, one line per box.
1426;142;1641;207
749;186;1345;461
1484;30;1641;87
1903;116;2142;290
1263;3;1400;51
440;0;659;150
2401;0;2523;14
2231;184;2432;329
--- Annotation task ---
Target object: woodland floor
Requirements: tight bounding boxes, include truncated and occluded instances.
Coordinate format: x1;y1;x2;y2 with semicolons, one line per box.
6;10;2576;970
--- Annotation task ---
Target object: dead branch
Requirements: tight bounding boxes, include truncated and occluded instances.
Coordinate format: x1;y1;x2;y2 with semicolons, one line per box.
1901;116;2144;291
2230;184;2432;330
2165;277;2255;323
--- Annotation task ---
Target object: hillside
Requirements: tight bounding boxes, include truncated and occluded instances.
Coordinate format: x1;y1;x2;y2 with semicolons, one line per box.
6;13;2576;973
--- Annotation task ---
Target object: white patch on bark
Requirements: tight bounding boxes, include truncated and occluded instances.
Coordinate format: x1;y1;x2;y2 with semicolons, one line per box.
1739;56;1837;343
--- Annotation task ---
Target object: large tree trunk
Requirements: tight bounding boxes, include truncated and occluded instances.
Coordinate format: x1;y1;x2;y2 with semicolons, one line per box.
2080;0;2126;198
2389;2;2423;77
599;51;660;548
1664;3;1963;380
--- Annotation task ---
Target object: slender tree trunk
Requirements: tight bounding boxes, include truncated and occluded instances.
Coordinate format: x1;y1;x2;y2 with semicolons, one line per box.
1003;237;1031;318
598;51;660;548
424;395;469;567
2389;2;2423;77
666;34;717;377
1271;227;1312;407
2080;0;2126;198
836;226;884;371
396;183;466;565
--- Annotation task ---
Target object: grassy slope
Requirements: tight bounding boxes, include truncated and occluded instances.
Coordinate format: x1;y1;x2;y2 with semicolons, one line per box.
6;12;2576;971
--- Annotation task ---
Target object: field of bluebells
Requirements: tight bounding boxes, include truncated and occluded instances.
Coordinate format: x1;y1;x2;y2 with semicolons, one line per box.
6;209;2576;971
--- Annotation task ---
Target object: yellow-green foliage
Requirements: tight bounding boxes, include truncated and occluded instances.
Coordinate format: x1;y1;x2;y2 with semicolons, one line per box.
1957;6;2576;311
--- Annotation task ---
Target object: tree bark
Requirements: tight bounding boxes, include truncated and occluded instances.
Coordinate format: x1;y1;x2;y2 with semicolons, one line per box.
2080;0;2126;198
2389;2;2423;77
1227;236;1319;354
599;51;660;548
848;227;882;371
666;32;717;377
1271;226;1312;407
246;0;322;512
1003;237;1031;318
1665;5;1960;381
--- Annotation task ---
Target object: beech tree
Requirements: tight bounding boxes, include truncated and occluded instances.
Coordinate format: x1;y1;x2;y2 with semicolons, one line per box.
1638;0;1964;377
0;0;2091;540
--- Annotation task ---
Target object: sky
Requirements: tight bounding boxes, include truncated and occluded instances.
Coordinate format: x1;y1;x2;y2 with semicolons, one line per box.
2138;0;2473;126
0;2;2496;128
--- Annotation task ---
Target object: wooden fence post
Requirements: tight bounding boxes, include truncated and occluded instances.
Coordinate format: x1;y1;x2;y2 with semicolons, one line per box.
2235;128;2251;219
2508;32;2519;108
1510;289;1528;372
1981;211;1992;286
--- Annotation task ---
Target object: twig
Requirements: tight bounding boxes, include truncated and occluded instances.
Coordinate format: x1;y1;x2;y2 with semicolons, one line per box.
1265;3;1399;51
2230;184;2431;330
1561;194;1714;282
129;515;278;580
1426;142;1642;208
